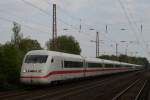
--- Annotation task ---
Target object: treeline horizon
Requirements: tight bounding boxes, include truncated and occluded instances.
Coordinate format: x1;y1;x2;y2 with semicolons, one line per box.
99;54;149;68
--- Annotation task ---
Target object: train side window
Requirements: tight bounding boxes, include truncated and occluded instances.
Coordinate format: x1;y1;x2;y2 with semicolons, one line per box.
105;64;113;68
115;65;120;67
51;58;54;63
64;61;83;68
88;63;103;68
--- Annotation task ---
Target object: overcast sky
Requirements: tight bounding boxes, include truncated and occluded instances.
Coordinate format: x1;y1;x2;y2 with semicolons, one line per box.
0;0;150;60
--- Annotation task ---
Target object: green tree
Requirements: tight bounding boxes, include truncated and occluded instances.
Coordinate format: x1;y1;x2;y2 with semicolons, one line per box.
0;43;21;89
98;54;149;68
0;38;42;90
19;38;42;54
46;35;81;54
0;22;43;90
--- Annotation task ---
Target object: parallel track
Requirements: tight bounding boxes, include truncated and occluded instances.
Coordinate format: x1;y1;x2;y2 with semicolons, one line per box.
0;71;145;100
27;72;142;100
112;79;148;100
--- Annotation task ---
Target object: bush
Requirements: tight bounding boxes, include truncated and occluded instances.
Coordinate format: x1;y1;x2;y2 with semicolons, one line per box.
0;39;42;90
0;43;22;90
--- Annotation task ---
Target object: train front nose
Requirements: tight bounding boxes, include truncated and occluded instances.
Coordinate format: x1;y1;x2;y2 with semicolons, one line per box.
20;69;50;84
20;54;50;84
20;63;50;84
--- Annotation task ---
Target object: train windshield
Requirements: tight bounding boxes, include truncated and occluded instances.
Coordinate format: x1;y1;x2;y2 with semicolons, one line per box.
25;55;48;63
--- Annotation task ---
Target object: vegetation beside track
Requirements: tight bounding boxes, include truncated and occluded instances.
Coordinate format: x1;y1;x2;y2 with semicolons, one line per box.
99;55;149;69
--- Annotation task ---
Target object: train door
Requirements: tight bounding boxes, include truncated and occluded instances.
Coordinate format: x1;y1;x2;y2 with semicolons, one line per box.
51;56;63;81
31;63;36;84
28;63;34;84
61;58;65;80
83;60;86;77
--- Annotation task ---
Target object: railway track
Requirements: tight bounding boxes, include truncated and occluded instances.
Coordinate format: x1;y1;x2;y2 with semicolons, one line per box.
50;72;142;100
112;78;148;100
0;71;146;100
26;72;141;100
137;77;150;100
1;74;123;100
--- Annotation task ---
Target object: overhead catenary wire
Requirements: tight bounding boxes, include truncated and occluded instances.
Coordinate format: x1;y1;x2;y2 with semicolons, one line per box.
22;0;98;40
43;0;82;25
21;0;145;57
22;0;50;15
117;0;148;56
123;0;148;53
44;0;98;33
51;1;93;24
23;0;139;46
118;0;149;58
0;1;95;44
22;0;79;30
21;0;116;43
8;0;146;56
0;16;50;34
117;0;140;43
0;9;50;31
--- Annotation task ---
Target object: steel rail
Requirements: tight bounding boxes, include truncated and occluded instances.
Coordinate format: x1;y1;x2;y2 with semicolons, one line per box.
134;79;148;100
31;74;140;100
0;72;140;100
28;77;112;100
112;79;140;100
6;76;115;100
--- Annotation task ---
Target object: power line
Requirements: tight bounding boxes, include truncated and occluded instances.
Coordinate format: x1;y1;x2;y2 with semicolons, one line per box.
57;6;81;21
20;0;141;56
44;0;97;33
46;0;89;24
123;0;148;53
118;1;142;47
118;0;149;58
22;0;103;41
118;0;139;42
22;0;79;30
21;0;97;41
0;15;96;52
22;0;50;15
0;16;50;34
0;9;50;30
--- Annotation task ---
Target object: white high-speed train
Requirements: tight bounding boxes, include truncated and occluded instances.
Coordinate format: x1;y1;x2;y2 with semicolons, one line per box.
20;50;142;84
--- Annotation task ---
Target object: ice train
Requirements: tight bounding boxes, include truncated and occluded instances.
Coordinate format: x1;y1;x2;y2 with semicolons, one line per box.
20;50;142;84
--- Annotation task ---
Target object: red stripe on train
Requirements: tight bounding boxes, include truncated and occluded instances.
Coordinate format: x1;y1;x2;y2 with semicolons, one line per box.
20;68;128;79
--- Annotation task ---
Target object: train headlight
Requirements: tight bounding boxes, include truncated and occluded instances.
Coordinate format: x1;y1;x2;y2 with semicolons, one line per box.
22;70;26;72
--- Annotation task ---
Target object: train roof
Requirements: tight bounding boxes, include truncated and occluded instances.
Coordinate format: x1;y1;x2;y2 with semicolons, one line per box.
85;57;121;65
85;57;142;66
26;50;83;59
85;57;104;63
26;50;142;66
